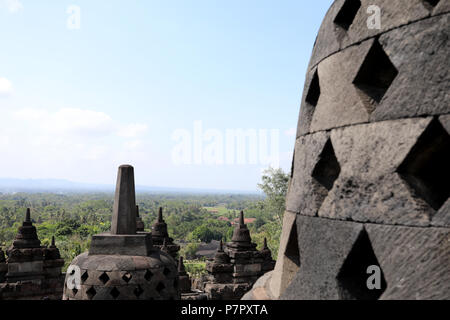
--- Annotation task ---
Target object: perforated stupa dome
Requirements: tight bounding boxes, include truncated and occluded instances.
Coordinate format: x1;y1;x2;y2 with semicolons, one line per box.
244;0;450;300
63;165;179;300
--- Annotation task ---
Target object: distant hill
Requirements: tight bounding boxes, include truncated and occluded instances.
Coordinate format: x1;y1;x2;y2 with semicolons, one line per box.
0;178;261;195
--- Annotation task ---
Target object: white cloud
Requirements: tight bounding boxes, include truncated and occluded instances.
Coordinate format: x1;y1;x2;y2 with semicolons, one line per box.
15;107;116;137
118;123;148;138
0;106;154;183
2;0;23;13
0;77;13;97
11;107;149;154
14;107;149;139
124;140;142;150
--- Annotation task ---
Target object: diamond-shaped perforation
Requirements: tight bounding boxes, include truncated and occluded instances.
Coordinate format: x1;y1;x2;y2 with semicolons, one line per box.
156;282;165;294
122;272;132;283
285;222;300;268
337;229;387;300
163;267;171;277
110;287;120;300
334;0;361;30
86;286;96;300
353;39;398;112
305;69;321;107
422;0;440;10
99;272;110;285
397;118;450;211
312;139;341;191
134;285;144;298
144;270;153;281
81;271;89;283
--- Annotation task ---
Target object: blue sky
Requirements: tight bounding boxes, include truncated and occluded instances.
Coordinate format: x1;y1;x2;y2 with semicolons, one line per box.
0;0;333;191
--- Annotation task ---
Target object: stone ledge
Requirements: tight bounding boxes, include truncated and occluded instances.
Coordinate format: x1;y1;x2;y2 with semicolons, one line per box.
89;233;154;256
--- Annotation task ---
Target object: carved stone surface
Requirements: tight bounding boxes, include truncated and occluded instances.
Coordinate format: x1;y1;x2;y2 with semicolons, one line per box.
151;207;181;260
178;256;191;294
204;211;275;300
0;211;65;300
248;0;449;300
63;165;179;300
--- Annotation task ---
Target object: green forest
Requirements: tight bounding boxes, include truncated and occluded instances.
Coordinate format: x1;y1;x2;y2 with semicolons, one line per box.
0;168;289;272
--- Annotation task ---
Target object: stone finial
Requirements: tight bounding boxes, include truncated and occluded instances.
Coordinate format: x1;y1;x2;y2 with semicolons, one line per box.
25;208;31;223
158;207;164;222
239;210;245;226
261;237;272;258
111;165;137;235
263;238;268;250
214;240;230;264
136;205;145;232
152;207;169;239
44;235;62;261
231;210;252;243
178;256;187;274
178;256;191;294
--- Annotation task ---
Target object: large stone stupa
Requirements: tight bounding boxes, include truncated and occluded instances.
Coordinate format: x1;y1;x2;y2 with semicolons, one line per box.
245;0;449;300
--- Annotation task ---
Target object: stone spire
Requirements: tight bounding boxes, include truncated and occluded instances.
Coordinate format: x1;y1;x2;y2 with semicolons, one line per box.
150;207;180;259
111;165;137;235
239;210;245;225
231;211;252;244
50;236;56;248
260;237;272;259
152;207;169;239
25;208;31;223
263;238;268;250
214;239;230;264
11;208;41;249
178;256;187;276
44;235;63;261
136;205;145;232
178;256;191;294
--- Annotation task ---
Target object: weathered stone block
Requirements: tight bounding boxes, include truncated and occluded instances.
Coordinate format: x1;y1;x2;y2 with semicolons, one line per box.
234;263;261;273
307;0;443;73
318;118;439;226
433;199;450;227
366;224;450;300
7;261;43;276
89;233;153;256
206;263;233;274
286;132;330;215
281;216;365;300
269;211;298;299
371;15;450;122
309;40;372;133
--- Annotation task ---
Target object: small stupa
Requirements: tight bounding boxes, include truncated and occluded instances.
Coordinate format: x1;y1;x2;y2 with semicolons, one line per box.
151;207;180;260
136;205;145;232
63;165;180;300
0;209;65;299
203;211;275;300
